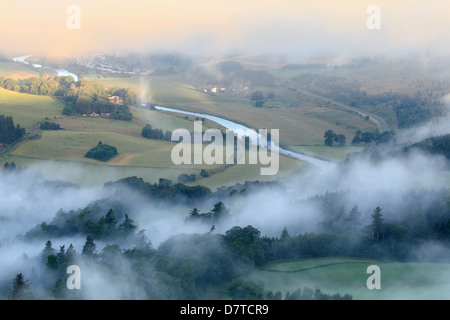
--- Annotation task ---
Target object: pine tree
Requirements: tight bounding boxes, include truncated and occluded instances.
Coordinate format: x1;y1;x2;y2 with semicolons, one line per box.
82;236;97;258
280;227;290;240
57;245;66;265
46;255;59;270
41;240;56;263
104;208;117;236
118;214;136;237
8;273;30;300
66;243;77;264
52;279;66;299
371;206;385;241
134;229;153;253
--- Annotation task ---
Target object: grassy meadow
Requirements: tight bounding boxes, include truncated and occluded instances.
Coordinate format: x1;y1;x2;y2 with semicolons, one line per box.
93;73;379;147
209;258;450;300
0;61;42;79
0;87;65;131
0;83;304;188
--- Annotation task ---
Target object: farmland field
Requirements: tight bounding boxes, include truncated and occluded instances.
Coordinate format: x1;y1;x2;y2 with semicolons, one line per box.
94;74;379;147
0;61;42;79
241;258;450;300
0;91;305;189
287;145;366;162
0;87;64;131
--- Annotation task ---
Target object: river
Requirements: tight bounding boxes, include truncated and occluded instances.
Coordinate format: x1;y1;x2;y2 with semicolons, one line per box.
153;106;336;172
12;55;78;81
11;54;333;172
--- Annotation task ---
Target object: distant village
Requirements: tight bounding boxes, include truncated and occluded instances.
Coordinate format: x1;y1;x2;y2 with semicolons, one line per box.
75;55;153;76
202;86;249;96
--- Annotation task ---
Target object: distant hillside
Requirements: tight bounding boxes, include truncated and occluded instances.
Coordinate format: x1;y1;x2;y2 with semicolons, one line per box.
404;134;450;160
345;133;450;165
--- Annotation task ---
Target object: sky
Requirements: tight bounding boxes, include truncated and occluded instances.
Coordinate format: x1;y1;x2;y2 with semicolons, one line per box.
0;0;449;59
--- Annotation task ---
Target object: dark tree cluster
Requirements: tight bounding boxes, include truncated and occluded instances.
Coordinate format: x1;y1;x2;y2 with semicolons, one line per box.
178;173;196;183
141;124;172;141
25;206;136;241
0;114;26;144
351;130;395;145
104;176;213;205
403;134;450;160
323;129;346;146
185;201;231;225
227;279;351;300
250;90;265;107
40;121;62;131
85;141;118;162
392;94;432;129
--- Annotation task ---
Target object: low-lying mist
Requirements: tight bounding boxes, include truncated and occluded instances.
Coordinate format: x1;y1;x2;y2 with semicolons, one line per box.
0;121;449;299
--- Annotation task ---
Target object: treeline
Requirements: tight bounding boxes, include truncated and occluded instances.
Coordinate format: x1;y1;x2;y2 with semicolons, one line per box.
346;133;450;164
403;134;450;160
0;114;26;144
6;177;450;299
40;121;62;131
351;130;395;145
185;201;230;225
323;129;394;147
177;170;209;184
104;176;212;204
14;220;354;299
141;124;172;141
392;93;433;129
25;206;136;241
0;76;135;121
182;188;450;263
304;189;450;261
227;278;351;300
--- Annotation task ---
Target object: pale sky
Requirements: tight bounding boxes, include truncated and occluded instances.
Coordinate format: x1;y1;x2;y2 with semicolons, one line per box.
0;0;449;59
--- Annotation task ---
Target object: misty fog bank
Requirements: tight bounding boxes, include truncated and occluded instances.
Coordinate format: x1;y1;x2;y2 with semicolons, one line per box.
0;122;449;299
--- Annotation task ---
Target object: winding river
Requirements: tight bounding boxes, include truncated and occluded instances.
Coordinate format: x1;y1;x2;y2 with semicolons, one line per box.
153;106;336;172
11;55;334;172
12;55;79;81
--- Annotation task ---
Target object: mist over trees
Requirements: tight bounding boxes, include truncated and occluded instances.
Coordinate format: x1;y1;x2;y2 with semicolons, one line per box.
0;155;448;300
1;121;450;299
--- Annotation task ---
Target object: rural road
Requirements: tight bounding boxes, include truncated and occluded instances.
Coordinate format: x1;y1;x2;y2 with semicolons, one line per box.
0;122;41;156
285;86;389;133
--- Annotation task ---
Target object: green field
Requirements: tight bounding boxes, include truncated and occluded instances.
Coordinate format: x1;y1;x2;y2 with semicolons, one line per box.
3;59;423;189
241;258;450;300
287;145;366;162
0;87;305;189
93;74;379;147
7;128;304;188
0;87;65;131
10;130;181;166
0;61;42;79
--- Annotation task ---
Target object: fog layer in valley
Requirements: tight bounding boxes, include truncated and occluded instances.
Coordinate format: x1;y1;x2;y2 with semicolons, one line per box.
0;114;448;298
